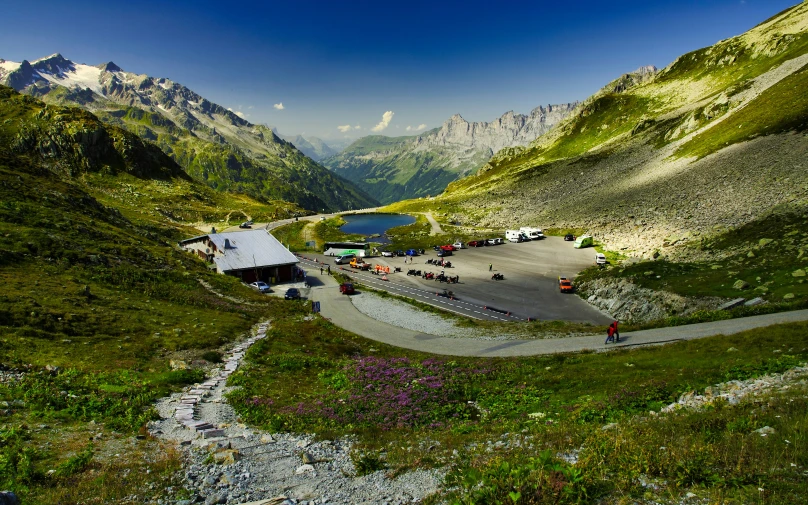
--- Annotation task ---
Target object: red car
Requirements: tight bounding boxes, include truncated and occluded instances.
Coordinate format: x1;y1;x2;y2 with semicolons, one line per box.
440;244;457;251
339;283;355;295
468;240;481;247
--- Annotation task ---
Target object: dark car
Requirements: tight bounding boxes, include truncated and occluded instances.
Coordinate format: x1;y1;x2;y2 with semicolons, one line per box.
417;248;425;254
436;249;453;257
564;234;575;241
284;288;301;300
239;222;252;229
395;250;406;257
432;245;441;251
339;283;355;295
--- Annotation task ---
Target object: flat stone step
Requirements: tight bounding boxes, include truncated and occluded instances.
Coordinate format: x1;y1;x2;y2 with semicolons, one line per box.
200;428;225;439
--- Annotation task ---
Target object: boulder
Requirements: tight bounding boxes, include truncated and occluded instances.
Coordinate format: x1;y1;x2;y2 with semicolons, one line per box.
733;280;750;290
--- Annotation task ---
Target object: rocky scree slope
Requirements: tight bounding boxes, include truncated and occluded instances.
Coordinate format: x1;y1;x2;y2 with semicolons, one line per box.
428;3;808;262
322;104;577;204
0;54;377;212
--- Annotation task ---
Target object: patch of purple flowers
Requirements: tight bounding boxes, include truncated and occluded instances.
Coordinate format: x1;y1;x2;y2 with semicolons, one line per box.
281;357;488;430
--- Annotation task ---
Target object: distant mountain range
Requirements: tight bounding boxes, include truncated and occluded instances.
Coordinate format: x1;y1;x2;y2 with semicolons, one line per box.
320;104;577;204
270;129;342;161
0;54;377;212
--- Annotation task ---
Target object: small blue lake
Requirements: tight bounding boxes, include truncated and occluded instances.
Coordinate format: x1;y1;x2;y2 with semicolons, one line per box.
340;213;415;236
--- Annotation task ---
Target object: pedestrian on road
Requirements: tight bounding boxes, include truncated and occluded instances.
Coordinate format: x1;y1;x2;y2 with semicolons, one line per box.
611;321;620;342
327;265;331;275
320;266;323;275
605;324;615;344
489;263;493;272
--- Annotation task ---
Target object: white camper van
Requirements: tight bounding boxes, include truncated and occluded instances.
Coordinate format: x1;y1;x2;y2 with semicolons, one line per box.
519;227;545;240
505;230;529;242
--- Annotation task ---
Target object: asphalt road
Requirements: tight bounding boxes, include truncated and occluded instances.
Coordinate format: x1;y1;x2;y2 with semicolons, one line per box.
299;237;613;324
307;270;808;357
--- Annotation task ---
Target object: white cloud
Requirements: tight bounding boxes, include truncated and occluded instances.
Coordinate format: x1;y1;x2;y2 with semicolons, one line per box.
273;102;284;110
371;111;394;132
248;105;254;110
354;125;361;130
227;107;247;119
405;123;427;132
337;124;353;132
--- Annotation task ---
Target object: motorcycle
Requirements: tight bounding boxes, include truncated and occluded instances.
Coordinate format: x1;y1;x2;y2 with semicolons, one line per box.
407;269;422;276
436;273;447;283
423;272;435;280
491;273;504;280
437;289;455;299
442;261;452;268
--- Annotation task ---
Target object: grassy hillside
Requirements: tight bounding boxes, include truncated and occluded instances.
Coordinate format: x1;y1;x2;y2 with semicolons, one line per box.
0;86;314;502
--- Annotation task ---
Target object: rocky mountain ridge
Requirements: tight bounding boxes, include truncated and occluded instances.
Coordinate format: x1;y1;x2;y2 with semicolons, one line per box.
321;103;577;204
0;54;377;212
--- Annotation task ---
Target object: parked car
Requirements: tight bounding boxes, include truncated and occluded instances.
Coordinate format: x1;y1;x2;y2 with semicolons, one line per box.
381;250;394;257
453;241;467;249
417;248;425;254
564;233;575;241
239;222;251;229
249;281;271;293
285;288;301;300
405;249;419;256
468;240;483;247
395;250;406;257
335;253;356;264
493;238;505;245
432;245;442;251
486;238;497;246
436;249;453;257
339;283;355;295
558;277;574;293
595;253;607;265
440;244;456;251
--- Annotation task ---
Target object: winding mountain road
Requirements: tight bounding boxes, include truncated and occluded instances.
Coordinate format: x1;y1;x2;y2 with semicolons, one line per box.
304;269;808;357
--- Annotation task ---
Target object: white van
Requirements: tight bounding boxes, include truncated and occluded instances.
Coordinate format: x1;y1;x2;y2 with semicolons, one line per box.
520;227;545;240
334;253;356;264
505;230;528;243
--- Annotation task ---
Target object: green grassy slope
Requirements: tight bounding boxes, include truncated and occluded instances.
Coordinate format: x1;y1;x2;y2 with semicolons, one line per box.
322;129;491;204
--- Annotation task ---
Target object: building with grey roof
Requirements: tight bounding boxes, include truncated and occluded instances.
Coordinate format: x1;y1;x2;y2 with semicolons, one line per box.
180;229;300;284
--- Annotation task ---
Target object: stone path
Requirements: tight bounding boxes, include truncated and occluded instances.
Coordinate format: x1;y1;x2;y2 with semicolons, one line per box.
150;322;442;505
423;212;444;235
167;323;268;440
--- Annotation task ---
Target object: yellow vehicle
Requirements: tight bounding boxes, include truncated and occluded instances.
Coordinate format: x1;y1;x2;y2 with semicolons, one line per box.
350;257;370;270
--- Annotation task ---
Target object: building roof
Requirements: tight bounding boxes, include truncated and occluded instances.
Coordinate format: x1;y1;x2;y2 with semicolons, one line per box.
184;229;299;272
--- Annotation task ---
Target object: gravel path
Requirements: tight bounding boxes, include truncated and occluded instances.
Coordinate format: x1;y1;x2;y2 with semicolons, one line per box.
149;322;443;505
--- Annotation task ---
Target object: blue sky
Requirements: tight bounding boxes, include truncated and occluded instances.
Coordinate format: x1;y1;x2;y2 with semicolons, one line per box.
1;0;798;142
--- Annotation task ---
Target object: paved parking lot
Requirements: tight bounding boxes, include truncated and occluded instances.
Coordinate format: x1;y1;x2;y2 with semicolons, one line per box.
303;237;614;324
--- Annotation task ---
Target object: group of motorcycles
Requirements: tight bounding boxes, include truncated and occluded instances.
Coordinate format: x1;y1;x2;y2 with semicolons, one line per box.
407;269;459;283
425;258;452;268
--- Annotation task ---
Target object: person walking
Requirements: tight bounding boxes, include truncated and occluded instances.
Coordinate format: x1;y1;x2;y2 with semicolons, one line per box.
488;263;493;272
605;324;615;344
320;266;323;275
327;265;331;275
611;321;620;342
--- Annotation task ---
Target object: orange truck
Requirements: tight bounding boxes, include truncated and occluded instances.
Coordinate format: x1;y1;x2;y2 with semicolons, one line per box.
558;276;574;293
350;258;370;270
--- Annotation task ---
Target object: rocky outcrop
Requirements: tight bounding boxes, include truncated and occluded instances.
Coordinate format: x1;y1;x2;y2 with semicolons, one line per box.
577;277;726;324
